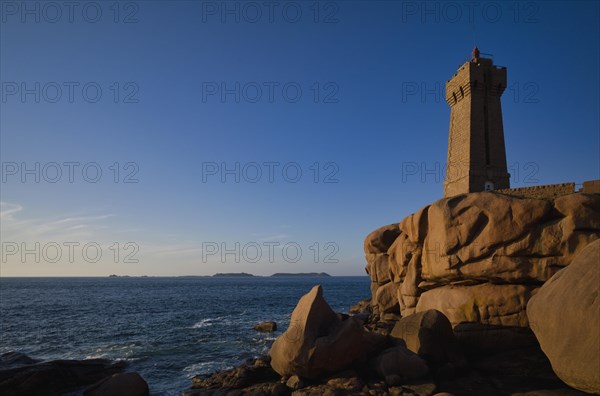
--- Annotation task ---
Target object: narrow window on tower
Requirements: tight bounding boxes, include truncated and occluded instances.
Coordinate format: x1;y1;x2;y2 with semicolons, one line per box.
483;73;491;166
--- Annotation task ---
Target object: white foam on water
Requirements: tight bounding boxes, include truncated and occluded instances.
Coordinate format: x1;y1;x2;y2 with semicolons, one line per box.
190;315;236;329
182;360;234;377
182;361;214;373
190;318;214;328
84;342;143;360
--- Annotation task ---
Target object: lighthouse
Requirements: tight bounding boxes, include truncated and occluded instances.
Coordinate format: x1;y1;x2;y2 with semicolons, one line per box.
444;48;510;197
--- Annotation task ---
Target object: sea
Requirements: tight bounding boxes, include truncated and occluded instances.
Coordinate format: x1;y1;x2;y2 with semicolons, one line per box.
0;276;371;395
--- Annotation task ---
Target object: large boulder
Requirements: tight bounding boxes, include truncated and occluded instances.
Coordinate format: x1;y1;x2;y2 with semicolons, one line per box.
365;253;392;284
269;285;382;379
390;310;463;366
415;283;535;351
416;283;532;328
364;224;400;255
374;281;400;315
84;372;149;396
527;239;600;394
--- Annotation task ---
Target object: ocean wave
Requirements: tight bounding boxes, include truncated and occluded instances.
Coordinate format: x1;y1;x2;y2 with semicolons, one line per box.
182;361;233;377
190;318;214;328
190;315;242;329
84;342;144;360
182;361;213;373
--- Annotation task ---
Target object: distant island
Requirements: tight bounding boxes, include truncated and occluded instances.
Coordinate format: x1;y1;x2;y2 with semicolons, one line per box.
209;272;332;277
270;272;331;277
105;273;334;278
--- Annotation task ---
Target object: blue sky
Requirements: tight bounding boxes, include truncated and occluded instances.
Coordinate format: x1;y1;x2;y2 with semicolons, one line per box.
1;0;599;276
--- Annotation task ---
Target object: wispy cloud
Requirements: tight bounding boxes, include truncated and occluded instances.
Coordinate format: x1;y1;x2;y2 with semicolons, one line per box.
0;203;306;274
50;215;114;225
0;202;23;219
0;201;115;242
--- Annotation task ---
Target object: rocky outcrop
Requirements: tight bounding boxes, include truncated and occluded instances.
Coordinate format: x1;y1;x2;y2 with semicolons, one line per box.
365;224;403;317
254;321;277;332
187;287;587;396
187;355;283;394
374;281;400;317
187;327;583;396
0;352;39;369
0;353;150;396
365;192;600;349
527;239;600;394
187;355;439;396
269;285;383;379
84;372;149;396
0;356;126;396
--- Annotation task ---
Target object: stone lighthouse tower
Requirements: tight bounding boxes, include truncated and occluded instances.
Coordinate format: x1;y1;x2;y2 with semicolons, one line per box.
443;47;510;197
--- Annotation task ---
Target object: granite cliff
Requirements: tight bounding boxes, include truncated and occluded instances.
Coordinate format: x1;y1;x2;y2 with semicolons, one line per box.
365;192;599;333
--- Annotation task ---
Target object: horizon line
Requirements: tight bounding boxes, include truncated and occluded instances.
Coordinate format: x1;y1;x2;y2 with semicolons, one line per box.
0;275;370;278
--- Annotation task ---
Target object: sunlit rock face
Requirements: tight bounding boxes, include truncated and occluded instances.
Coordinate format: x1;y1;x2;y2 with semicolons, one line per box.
528;239;600;394
269;285;383;379
365;192;600;350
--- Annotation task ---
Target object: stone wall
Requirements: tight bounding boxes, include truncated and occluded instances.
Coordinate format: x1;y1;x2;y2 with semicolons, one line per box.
495;182;575;199
582;180;600;194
